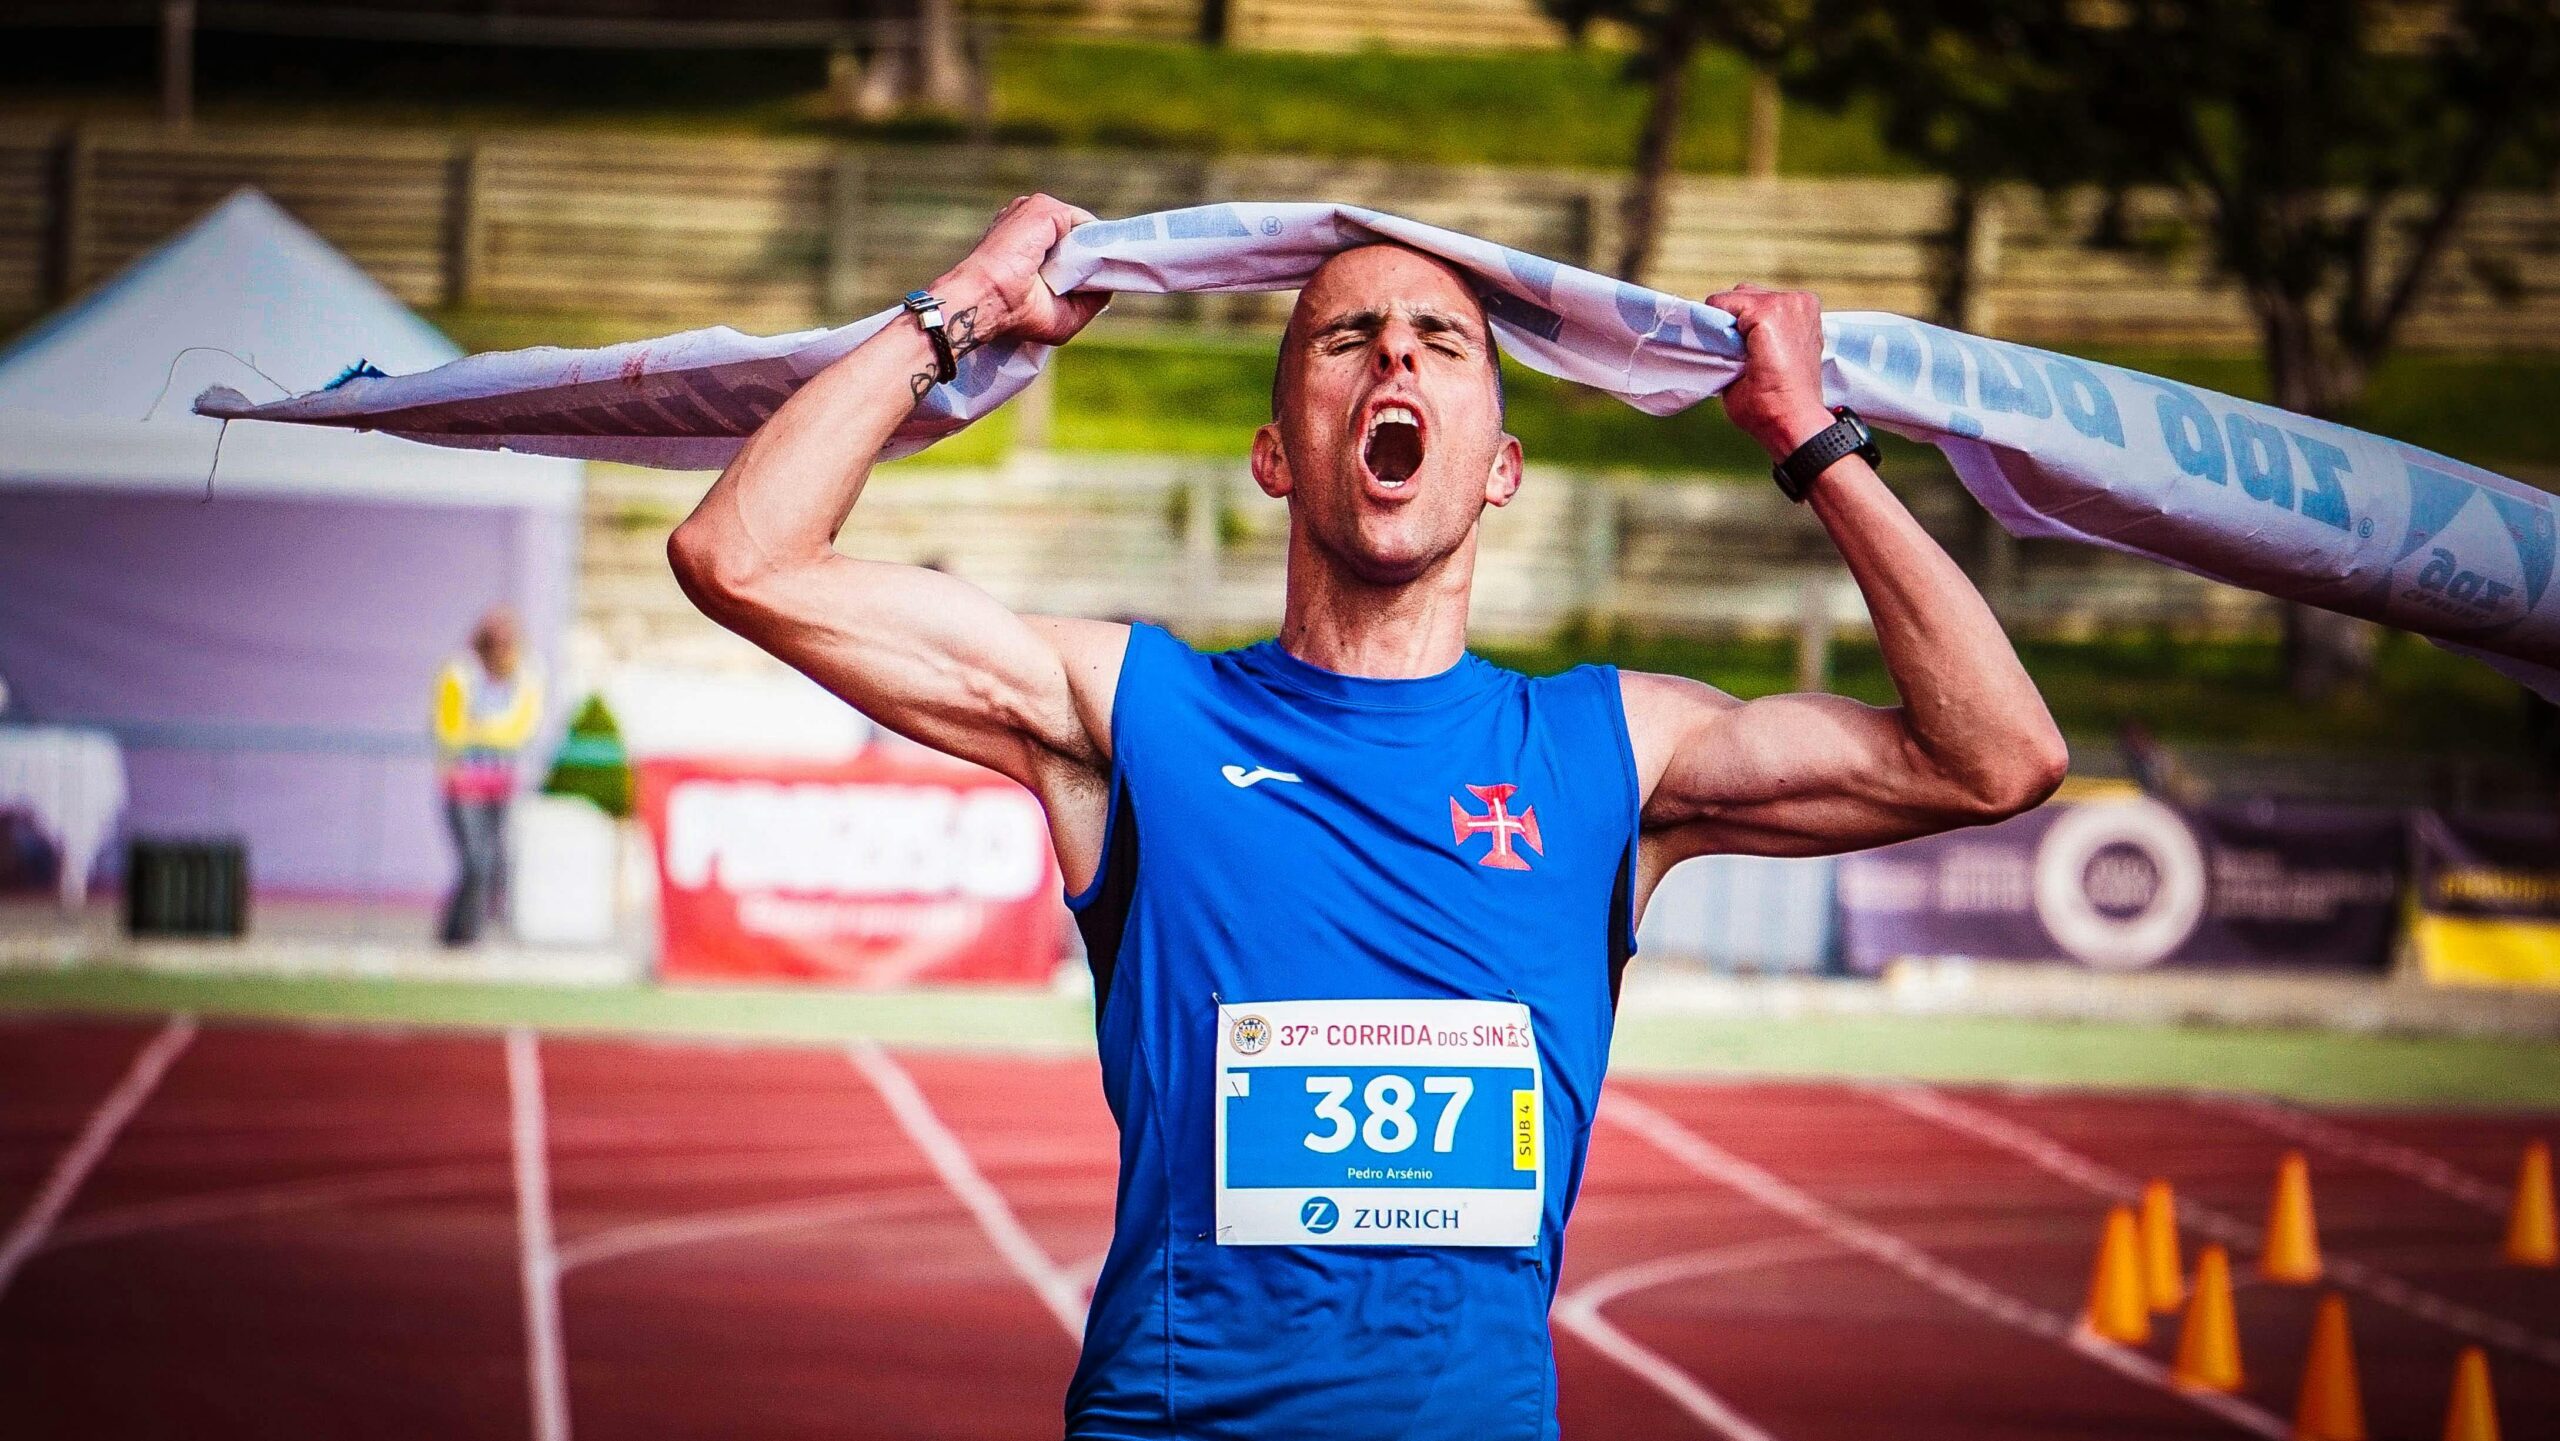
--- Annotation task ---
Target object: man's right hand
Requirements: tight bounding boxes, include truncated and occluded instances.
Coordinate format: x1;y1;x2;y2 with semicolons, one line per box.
671;188;1128;896
934;194;1109;348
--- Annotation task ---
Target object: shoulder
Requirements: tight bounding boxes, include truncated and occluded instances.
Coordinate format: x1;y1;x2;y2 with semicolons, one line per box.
1616;669;1740;726
1023;616;1138;764
1615;668;1742;797
1030;615;1138;678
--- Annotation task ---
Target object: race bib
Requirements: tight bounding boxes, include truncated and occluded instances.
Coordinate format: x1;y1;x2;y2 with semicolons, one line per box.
1214;998;1543;1247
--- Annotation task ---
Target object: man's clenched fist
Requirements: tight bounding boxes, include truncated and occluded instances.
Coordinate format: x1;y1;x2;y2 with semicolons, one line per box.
933;194;1110;349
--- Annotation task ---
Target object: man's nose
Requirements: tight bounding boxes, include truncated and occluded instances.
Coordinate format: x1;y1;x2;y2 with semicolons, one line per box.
1371;326;1422;378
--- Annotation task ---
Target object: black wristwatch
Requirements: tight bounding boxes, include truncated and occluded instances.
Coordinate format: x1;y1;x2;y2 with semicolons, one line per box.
1771;406;1881;502
903;289;959;385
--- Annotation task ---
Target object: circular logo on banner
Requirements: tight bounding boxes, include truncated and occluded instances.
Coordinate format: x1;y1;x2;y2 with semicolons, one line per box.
1230;1014;1272;1055
1300;1196;1341;1234
2031;797;2207;969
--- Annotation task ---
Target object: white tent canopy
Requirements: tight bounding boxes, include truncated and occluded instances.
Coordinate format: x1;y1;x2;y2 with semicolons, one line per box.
0;187;583;898
0;187;578;510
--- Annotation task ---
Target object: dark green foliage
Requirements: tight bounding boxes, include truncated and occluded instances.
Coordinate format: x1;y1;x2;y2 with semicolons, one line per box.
1787;0;2560;416
541;693;633;820
1478;626;2539;757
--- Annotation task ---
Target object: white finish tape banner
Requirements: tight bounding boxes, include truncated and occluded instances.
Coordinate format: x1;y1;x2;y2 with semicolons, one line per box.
196;201;2560;700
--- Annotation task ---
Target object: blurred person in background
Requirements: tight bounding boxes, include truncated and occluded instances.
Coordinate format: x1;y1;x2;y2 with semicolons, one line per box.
433;608;542;947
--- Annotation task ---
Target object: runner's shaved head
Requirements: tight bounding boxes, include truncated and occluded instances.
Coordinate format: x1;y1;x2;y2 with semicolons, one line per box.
1272;244;1504;424
1249;243;1524;588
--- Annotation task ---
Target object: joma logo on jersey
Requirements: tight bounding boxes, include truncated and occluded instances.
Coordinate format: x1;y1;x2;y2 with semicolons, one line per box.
1450;783;1543;871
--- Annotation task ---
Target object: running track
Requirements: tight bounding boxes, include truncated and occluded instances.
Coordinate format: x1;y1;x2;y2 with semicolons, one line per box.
2;1015;2554;1439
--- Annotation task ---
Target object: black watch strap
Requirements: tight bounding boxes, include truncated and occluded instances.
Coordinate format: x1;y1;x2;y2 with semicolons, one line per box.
1771;406;1880;502
903;289;958;385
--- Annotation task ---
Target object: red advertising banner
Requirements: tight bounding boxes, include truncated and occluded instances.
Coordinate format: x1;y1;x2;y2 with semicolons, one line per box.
636;748;1066;986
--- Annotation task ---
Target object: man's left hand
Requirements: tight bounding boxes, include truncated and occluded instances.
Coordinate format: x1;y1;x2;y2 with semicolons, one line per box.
1706;283;1835;461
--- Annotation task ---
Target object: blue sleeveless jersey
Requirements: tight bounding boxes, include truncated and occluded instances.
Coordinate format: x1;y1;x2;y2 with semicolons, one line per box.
1065;625;1641;1440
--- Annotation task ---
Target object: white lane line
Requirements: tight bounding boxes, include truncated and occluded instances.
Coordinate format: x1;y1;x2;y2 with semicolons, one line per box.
47;1141;1028;1255
46;1163;503;1250
2196;1094;2510;1214
1874;1083;2560;1370
560;1185;952;1274
848;1040;1088;1343
0;1015;196;1300
506;1029;572;1441
1605;1091;2288;1439
557;1178;1098;1275
1058;1247;1111;1299
1558;1219;2106;1441
1555;1236;1827;1441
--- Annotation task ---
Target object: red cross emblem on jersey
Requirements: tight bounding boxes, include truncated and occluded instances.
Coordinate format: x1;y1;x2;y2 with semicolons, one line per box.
1449;783;1544;871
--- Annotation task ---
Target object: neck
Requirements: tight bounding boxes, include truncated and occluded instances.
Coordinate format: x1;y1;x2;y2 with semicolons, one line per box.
1276;523;1478;678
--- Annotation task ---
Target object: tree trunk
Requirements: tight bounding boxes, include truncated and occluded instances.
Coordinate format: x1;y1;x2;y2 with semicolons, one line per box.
1931;180;1984;332
1614;34;1696;285
914;0;972;113
2260;293;2379;702
1742;66;1781;179
159;0;194;133
850;0;978;120
851;41;910;120
1934;180;2015;606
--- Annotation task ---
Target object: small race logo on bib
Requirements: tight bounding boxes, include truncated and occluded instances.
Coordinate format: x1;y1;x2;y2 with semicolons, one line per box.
1300;1196;1340;1234
1230;1014;1272;1055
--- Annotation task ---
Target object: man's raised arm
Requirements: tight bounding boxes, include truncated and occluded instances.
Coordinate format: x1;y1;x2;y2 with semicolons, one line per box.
1625;283;2069;866
666;195;1125;883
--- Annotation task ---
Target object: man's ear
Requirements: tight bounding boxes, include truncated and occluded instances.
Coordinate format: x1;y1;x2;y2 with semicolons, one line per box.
1483;433;1525;509
1250;423;1293;499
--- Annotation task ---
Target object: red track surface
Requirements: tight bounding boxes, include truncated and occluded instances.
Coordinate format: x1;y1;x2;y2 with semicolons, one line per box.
3;1015;2554;1439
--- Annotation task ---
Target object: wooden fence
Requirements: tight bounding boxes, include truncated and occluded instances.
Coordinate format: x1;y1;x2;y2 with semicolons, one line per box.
10;123;2560;352
580;455;2279;675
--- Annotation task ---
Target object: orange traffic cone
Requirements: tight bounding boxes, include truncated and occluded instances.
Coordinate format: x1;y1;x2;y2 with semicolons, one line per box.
2261;1150;2324;1284
2441;1346;2500;1441
2083;1204;2152;1345
2171;1243;2242;1393
2291;1292;2366;1441
2140;1176;2187;1312
2502;1140;2555;1269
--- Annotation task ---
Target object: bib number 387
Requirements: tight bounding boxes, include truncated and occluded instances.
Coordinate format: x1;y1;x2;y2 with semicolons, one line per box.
1214;998;1542;1247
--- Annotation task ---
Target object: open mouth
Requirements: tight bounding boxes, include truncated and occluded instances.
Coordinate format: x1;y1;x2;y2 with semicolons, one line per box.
1363;404;1425;488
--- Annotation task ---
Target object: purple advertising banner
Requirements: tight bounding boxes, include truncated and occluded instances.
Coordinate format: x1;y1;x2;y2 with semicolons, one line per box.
1838;792;2405;973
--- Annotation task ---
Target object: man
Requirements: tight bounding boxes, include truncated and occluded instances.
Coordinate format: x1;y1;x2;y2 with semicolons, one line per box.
669;196;2066;1439
432;607;542;946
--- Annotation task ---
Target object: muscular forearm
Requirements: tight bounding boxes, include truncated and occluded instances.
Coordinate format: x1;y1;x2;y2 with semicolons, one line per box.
1770;410;2065;809
672;274;998;599
1670;282;2065;845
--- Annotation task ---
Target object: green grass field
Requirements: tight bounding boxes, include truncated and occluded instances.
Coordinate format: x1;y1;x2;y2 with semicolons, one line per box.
434;314;2558;482
329;309;2560;484
3;967;2553;1109
968;40;1912;176
6;32;1906;177
1036;333;2560;478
